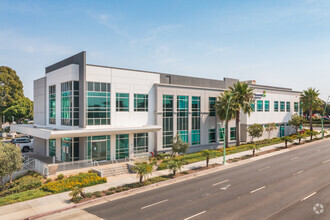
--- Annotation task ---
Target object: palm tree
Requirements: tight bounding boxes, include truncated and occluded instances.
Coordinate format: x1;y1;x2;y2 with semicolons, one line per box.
229;82;254;146
201;149;215;167
133;162;153;183
215;90;236;148
296;134;304;144
167;159;183;175
300;88;321;131
248;144;260;156
282;136;294;148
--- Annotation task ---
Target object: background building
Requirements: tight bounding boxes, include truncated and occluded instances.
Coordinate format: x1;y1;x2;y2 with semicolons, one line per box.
12;51;301;162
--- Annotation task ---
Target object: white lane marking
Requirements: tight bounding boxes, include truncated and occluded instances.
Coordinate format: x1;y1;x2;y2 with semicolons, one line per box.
184;211;206;220
259;166;270;171
301;192;316;201
317;149;321;152
291;157;299;160
293;170;304;176
322;159;330;164
220;184;231;190
250;186;266;194
212;180;229;186
141;199;168;209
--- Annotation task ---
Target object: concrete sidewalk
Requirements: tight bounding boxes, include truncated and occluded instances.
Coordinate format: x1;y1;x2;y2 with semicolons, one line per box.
0;139;310;220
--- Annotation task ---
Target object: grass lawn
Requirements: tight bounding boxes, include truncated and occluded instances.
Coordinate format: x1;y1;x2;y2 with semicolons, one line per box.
0;189;51;206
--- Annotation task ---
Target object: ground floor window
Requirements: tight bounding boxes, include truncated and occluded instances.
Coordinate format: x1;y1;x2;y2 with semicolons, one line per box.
49;139;56;157
230;127;236;140
86;136;111;161
61;137;79;162
209;129;216;143
134;133;148;155
116;134;129;159
280;126;285;137
191;130;200;145
219;128;224;141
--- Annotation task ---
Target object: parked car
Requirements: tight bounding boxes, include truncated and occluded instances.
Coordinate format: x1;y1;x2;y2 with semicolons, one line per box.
11;137;34;152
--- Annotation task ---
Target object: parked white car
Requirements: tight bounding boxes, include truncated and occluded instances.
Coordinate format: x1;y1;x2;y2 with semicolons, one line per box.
11;138;34;152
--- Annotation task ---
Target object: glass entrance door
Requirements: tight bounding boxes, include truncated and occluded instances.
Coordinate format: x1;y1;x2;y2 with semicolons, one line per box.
92;141;107;161
280;126;285;137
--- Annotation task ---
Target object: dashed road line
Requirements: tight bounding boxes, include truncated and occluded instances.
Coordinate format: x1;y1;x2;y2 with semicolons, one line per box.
184;211;206;220
293;170;304;176
291;157;299;160
322;159;330;164
301;192;316;201
250;186;266;194
212;180;229;186
141;199;168;209
259;166;270;171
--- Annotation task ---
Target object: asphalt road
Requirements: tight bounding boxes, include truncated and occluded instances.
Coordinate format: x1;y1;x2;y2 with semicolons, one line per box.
82;140;330;220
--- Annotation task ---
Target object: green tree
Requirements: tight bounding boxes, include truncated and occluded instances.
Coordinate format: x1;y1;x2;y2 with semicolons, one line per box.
247;124;264;143
132;162;153;183
282;136;294;148
265;123;277;139
0;66;33;124
0;142;23;189
167;159;183;175
305;130;319;141
300;88;322;131
288;114;306;133
248;144;260;156
201;150;215;167
170;135;189;158
296;134;304;144
215;90;236;148
229;82;254;146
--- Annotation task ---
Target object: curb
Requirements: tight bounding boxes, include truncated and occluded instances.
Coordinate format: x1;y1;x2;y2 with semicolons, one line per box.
24;137;329;220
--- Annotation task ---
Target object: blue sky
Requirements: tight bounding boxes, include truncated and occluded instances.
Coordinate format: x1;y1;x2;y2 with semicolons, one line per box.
1;0;330;100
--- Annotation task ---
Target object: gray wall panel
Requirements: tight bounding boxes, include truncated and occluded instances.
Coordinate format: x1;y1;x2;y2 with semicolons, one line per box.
33;77;46;125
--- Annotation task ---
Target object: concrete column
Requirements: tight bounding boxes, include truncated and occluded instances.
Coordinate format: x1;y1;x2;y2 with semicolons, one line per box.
110;134;116;160
79;137;85;160
129;133;134;159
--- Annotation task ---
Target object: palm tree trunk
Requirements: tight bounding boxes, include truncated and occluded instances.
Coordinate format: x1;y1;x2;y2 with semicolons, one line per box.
309;108;313;131
206;157;209;167
139;176;143;183
225;120;229;148
236;110;240;146
253;149;255;156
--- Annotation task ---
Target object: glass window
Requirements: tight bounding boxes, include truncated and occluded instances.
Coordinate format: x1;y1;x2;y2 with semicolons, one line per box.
274;101;279;112
286;102;290;112
209;129;215;143
86;82;111;125
251;100;255;112
134;94;148;111
49;85;56;124
61;81;79;126
209;97;216;116
116;134;129;159
265;100;270;112
134;133;148;155
280;101;285;112
219;128;224;141
49;139;56;157
116;93;129;111
294;102;299;112
230;127;236;140
192;96;200;145
191;130;200;145
299;102;303;115
257;100;263;112
61;137;79;162
177;96;189;143
85;135;110;161
163;95;173;148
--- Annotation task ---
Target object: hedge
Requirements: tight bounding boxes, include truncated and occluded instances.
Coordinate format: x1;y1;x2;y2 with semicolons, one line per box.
41;173;107;193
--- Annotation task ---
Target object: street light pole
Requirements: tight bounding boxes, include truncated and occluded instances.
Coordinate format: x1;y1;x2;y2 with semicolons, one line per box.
321;95;330;139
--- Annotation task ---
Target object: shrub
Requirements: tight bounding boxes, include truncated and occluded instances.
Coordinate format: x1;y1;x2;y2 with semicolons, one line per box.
45;178;52;184
85;192;93;198
57;174;64;180
94;191;102;198
88;169;94;173
41;173;107;193
0;176;42;197
181;171;189;175
157;163;168;170
0;189;51;206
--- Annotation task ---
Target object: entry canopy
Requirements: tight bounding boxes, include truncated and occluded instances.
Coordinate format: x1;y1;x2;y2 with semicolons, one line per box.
11;124;162;139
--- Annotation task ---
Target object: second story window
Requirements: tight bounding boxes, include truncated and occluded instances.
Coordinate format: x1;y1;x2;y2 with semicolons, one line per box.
134;94;148;112
86;82;111;125
286;102;291;112
251;100;255;112
49;85;56;124
257;100;263;112
265;100;270;112
294;102;299;112
280;101;285;112
61;81;79;126
209;97;216;116
116;93;129;112
274;101;279;112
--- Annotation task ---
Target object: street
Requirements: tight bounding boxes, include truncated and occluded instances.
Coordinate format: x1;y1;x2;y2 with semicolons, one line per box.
82;140;330;220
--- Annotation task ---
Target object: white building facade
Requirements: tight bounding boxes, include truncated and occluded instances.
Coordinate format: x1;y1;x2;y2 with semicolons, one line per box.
12;51;301;162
